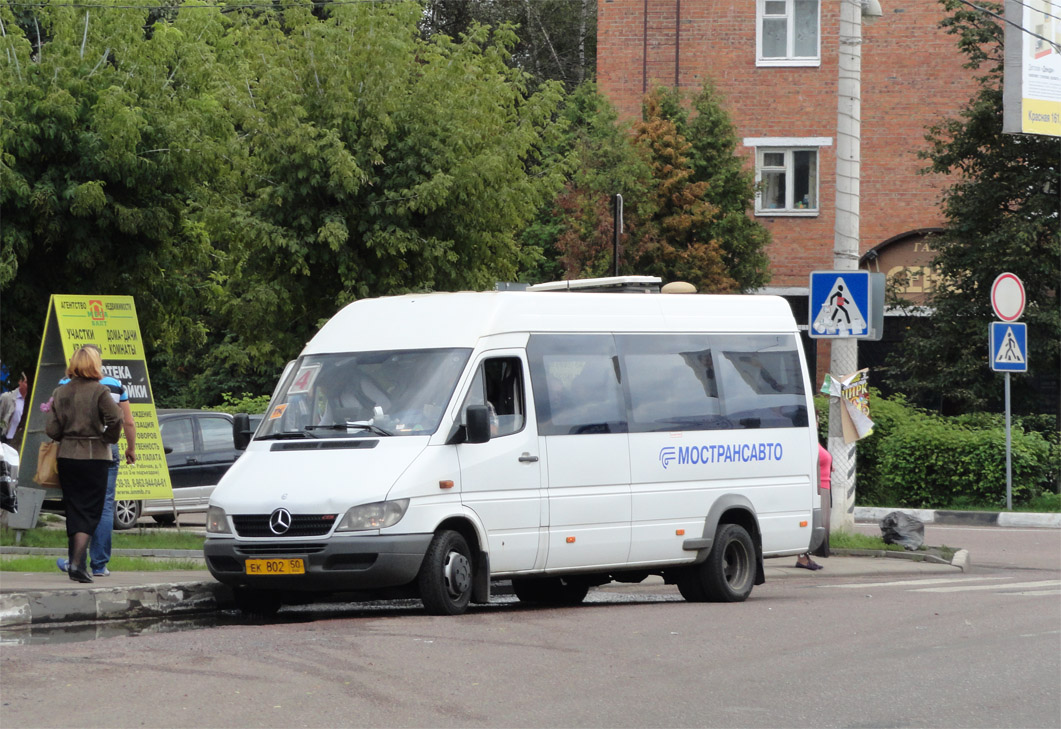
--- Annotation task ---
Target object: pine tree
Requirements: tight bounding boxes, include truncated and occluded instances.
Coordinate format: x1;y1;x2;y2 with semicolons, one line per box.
633;89;734;292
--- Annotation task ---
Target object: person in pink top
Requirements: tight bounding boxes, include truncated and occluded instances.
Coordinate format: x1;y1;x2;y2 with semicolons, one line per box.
796;444;832;570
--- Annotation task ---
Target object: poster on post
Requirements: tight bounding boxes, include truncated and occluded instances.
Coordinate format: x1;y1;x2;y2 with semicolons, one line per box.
821;369;875;444
20;296;172;502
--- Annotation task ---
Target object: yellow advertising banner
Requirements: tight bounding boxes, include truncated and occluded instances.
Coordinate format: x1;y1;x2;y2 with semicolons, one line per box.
22;296;172;501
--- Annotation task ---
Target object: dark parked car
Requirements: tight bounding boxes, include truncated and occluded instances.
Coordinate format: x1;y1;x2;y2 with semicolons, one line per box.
113;409;261;529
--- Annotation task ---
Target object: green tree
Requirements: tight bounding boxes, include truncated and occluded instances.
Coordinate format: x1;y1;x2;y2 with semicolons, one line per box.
521;81;770;292
2;2;567;406
632;88;734;292
681;82;772;291
195;3;565;401
0;1;234;394
518;81;653;283
421;0;596;90
882;1;1061;415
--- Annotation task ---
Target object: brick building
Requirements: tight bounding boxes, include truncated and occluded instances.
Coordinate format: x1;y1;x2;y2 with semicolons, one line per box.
597;0;980;386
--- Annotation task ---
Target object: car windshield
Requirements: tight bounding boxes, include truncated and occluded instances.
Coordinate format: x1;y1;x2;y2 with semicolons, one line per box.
257;348;471;439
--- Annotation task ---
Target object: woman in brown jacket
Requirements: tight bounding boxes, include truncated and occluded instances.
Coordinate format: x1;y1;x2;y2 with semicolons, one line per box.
45;346;123;583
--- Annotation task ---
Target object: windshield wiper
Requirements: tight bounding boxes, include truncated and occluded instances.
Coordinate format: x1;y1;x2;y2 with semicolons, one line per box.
305;422;393;437
256;429;320;441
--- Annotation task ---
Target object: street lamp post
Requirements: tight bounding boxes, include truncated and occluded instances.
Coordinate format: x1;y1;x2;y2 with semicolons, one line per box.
830;0;880;532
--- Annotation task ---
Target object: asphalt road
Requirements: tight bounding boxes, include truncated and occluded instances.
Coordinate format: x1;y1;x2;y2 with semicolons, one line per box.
1;526;1058;729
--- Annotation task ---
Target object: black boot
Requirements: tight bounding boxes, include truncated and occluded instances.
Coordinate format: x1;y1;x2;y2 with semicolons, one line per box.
68;567;93;583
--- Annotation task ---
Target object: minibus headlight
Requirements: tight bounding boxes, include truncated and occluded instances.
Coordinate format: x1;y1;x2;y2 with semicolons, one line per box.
336;499;409;532
205;506;232;535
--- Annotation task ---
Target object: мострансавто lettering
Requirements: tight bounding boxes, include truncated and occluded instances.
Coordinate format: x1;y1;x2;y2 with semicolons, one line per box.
659;442;783;469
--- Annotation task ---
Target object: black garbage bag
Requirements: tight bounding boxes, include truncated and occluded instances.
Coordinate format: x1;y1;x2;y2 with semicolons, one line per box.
879;511;924;551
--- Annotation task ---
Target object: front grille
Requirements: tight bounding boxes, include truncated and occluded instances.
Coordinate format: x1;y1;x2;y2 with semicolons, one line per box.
236;543;328;555
232;514;338;538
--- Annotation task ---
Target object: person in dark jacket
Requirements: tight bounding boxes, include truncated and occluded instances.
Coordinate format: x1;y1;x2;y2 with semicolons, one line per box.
45;347;122;583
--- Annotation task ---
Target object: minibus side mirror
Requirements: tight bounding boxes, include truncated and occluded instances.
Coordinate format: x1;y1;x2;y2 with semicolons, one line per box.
464;405;491;444
233;413;252;451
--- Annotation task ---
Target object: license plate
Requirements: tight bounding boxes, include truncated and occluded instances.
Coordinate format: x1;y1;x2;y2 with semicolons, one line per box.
245;558;305;575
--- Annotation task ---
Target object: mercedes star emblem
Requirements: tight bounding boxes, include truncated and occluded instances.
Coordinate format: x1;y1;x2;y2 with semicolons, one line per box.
268;508;293;535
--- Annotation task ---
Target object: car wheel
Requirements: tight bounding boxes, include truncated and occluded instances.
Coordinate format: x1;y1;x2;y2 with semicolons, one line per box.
677;523;755;603
113;499;141;530
152;514;176;526
417;530;473;615
512;577;589;605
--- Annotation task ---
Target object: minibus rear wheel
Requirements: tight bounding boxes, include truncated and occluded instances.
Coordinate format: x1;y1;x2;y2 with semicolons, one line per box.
677;523;755;603
418;530;473;615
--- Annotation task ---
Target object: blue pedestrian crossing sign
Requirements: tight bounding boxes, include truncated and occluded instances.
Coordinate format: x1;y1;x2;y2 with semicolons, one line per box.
990;322;1028;372
809;270;884;340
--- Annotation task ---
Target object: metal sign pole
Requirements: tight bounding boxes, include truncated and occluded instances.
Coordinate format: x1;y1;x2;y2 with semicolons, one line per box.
1005;372;1012;511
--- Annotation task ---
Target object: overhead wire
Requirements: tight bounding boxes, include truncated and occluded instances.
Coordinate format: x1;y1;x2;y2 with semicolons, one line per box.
954;0;1061;53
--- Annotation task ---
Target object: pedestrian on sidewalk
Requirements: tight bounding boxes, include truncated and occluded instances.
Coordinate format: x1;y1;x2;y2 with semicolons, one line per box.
54;345;136;577
44;347;122;583
53;345;138;578
0;372;30;448
796;443;832;571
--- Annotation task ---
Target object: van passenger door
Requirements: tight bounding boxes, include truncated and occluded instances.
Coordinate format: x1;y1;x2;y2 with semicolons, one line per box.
456;353;543;574
528;334;632;570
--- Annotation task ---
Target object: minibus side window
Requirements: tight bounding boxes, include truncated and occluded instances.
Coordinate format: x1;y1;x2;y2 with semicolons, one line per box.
460;358;526;437
713;334;808;429
528;334;627;436
616;334;726;432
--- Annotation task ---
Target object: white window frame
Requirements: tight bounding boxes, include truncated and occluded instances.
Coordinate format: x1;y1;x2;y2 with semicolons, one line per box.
744;137;831;216
756;0;821;67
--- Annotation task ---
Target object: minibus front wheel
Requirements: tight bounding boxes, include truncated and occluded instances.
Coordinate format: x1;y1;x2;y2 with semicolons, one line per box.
677;523;755;603
418;530;473;615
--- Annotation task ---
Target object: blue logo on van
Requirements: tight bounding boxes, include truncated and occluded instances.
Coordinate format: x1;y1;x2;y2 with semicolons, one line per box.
658;443;784;468
659;447;677;469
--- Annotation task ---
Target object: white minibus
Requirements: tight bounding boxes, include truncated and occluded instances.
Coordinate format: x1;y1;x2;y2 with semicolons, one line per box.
205;288;822;614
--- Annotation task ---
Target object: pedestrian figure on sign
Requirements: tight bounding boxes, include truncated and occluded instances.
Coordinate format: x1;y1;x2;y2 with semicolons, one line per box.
829;286;851;325
1003;335;1018;361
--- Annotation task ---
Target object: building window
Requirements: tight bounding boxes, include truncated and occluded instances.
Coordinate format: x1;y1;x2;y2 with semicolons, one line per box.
757;0;820;66
750;146;821;215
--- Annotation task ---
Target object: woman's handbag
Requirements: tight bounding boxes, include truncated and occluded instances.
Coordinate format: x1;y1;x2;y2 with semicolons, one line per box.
33;441;61;488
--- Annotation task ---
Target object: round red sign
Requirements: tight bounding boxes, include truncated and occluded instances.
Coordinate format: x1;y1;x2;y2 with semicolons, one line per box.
990;273;1025;322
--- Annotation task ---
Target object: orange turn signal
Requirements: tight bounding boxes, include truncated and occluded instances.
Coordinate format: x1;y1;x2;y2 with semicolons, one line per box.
439;480;454;490
675;529;685;536
799;520;808;527
566;536;576;543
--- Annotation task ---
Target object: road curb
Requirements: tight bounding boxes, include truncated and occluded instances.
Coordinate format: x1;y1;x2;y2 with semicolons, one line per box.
0;580;226;628
830;547;967;571
854;507;1059;529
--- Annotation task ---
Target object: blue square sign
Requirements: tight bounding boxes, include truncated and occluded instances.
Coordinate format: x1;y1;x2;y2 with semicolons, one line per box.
990;322;1028;372
809;271;883;339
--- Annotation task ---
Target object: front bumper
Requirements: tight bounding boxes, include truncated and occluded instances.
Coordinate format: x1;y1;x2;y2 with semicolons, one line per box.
204;533;433;593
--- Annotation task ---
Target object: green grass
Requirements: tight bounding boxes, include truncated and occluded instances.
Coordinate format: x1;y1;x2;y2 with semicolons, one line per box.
828;531;908;551
1;527;204;550
0;555;207;572
830;530;958;562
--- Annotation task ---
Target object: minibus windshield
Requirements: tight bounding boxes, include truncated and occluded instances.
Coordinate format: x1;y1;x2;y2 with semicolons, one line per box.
257;348;471;439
